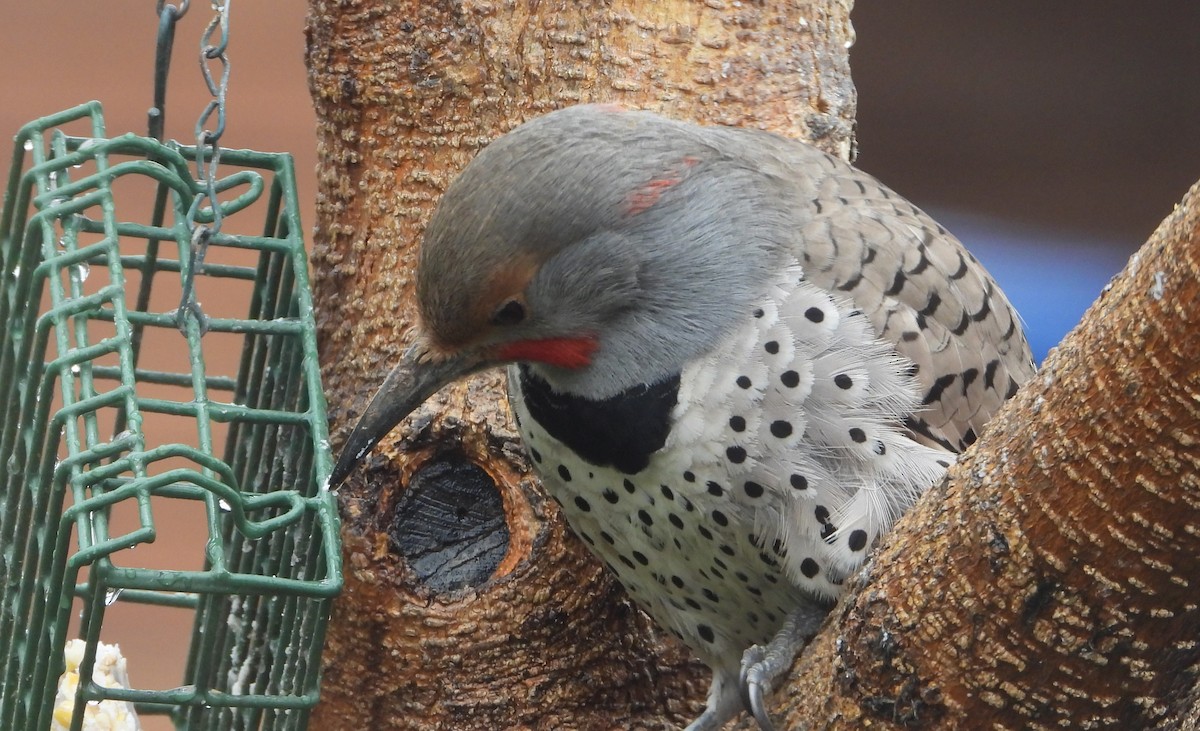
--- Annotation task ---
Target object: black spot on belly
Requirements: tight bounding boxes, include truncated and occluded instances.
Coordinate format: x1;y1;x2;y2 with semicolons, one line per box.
518;365;680;474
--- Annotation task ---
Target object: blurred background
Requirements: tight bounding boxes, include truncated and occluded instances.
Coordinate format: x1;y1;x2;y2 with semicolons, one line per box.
0;2;1196;728
854;2;1200;359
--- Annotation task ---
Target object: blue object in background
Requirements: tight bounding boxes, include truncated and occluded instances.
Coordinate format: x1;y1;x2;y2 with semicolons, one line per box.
934;211;1140;364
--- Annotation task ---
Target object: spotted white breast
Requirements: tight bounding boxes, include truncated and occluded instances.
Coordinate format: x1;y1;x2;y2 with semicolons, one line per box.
509;259;951;671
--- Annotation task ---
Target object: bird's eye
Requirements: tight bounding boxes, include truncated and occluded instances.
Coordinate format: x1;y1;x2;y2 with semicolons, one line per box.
491;298;526;326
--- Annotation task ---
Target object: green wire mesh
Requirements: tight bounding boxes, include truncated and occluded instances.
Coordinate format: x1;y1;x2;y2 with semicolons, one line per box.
0;102;341;730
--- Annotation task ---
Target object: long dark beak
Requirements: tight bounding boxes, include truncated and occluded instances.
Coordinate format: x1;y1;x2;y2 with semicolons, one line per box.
328;344;487;489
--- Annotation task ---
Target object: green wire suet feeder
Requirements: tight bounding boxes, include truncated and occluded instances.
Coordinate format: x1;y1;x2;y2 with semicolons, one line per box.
0;101;341;730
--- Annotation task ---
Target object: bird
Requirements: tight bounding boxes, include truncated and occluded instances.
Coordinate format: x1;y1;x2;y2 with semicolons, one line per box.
328;104;1035;730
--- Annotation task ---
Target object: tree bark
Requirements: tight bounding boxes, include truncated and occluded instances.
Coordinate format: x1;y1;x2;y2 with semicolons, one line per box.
750;181;1200;730
305;1;856;729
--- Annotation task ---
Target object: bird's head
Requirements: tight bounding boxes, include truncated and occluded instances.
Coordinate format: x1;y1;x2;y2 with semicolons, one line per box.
329;105;794;488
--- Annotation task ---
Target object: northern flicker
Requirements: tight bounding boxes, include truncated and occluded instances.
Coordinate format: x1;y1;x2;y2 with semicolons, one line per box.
329;105;1035;730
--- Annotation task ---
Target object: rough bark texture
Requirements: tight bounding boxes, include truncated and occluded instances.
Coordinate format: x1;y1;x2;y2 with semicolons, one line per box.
749;182;1200;730
305;1;856;728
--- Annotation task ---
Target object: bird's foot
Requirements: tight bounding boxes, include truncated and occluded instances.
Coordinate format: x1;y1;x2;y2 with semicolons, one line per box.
738;609;826;730
739;644;781;731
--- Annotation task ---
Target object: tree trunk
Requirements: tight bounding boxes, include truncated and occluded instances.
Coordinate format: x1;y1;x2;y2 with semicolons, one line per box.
749;180;1200;730
304;1;856;728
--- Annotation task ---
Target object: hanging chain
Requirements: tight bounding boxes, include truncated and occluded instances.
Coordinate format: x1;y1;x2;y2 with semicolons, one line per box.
177;0;232;335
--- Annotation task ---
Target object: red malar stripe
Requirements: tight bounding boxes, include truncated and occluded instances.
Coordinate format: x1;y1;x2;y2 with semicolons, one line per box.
497;336;598;369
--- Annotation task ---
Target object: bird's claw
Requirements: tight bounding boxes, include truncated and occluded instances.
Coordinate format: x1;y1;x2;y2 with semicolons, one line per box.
740;644;778;731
